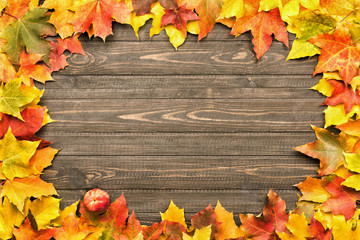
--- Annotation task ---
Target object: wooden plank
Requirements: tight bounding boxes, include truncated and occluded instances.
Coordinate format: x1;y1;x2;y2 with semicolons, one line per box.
39;132;316;156
43;75;322;99
43;155;317;190
57;189;300;224
42;99;324;133
57;41;317;76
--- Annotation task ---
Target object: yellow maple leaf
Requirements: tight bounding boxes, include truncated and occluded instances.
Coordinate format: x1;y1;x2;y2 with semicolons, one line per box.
332;215;360;240
277;213;310;240
183;225;212;240
0;129;40;180
217;0;244;20
160;200;187;227
214;201;243;240
0;196;26;239
324;105;360;127
30;196;60;229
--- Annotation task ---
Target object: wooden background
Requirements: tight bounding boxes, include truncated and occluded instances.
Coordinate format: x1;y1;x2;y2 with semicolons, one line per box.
38;22;324;225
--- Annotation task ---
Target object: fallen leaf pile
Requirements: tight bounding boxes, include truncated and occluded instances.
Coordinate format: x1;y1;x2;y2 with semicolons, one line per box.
2;0;360;239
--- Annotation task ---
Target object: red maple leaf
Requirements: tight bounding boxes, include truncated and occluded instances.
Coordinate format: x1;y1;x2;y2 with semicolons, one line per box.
161;3;200;37
142;221;165;240
0;107;45;139
240;190;288;240
13;218;55;240
191;204;221;239
231;7;289;59
309;217;332;240
321;175;360;220
164;221;187;240
71;0;131;40
49;41;68;72
57;35;85;55
309;26;360;85
323;80;360;114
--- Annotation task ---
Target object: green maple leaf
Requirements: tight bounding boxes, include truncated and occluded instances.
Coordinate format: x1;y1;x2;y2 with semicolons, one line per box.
0;129;40;180
0;78;42;121
0;7;56;64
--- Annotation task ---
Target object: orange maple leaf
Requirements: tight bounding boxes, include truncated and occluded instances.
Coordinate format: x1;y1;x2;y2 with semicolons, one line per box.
231;7;289;59
71;0;132;40
13;218;55;240
309;26;360;85
17;51;53;84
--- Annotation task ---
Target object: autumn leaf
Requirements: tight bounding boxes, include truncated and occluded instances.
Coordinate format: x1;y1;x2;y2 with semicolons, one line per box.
309;25;360;85
0;196;26;239
191;204;220;239
179;0;223;40
1;175;57;211
310;72;337;97
30;196;60;229
164;221;188;240
217;0;244;21
240;190;289;239
132;0;156;15
13;217;55;240
322;80;360;114
308;217;332;240
331;214;360;240
115;211;142;240
183;225;212;240
160;3;199;37
295;176;331;203
70;0;132;40
214;201;243;240
17;51;53;84
161;200;187;228
0;129;40;180
0;0;35;31
54;212;92;240
42;0;75;38
231;7;289;59
0;78;42;120
324;105;360;128
0;53;16;83
320;175;360;220
0;7;56;64
294;126;349;176
276;213;311;240
57;34;85;55
142;221;165;240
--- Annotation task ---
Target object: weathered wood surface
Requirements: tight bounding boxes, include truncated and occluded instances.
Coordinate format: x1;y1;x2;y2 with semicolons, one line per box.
39;23;323;224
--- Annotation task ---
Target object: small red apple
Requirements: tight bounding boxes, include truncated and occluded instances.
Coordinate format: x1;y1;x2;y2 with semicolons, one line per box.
84;188;110;213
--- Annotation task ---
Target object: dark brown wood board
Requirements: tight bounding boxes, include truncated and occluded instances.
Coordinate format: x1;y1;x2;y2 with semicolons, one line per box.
38;22;323;225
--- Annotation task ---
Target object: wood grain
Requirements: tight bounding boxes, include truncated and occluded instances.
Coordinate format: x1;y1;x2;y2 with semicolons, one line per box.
42;21;324;222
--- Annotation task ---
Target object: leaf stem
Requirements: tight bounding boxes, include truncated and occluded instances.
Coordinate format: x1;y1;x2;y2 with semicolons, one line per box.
339;9;356;23
1;10;19;20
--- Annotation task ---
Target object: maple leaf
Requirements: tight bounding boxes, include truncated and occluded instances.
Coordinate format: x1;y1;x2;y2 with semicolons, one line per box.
17;51;53;84
13;218;55;240
295;176;331;203
1;175;57;211
42;0;75;38
142;221;165;240
214;201;243;240
160;3;200;37
0;129;40;180
30;196;60;229
309;25;360;85
0;7;56;64
0;53;16;83
179;0;223;40
48;41;68;72
217;0;244;21
323;80;360;114
51;200;79;226
57;34;85;55
308;217;332;240
161;200;187;228
164;221;188;240
54;212;92;240
331;214;360;240
240;190;289;240
310;72;337;97
132;0;156;15
70;0;131;40
276;213;310;240
115;211;142;240
29;147;58;174
0;196;26;239
0;0;34;31
337;118;360;137
0;107;45;139
183;225;212;240
191;204;221;239
231;7;289;59
0;78;42;120
320;175;360;220
294;126;349;176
